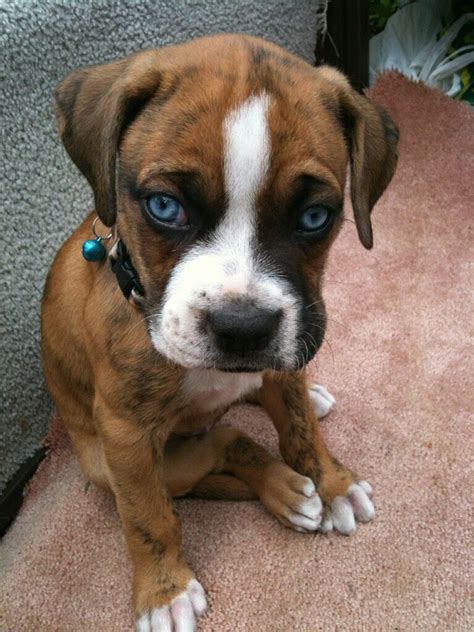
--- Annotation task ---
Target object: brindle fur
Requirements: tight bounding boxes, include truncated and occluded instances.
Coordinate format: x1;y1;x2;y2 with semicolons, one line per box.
42;34;398;618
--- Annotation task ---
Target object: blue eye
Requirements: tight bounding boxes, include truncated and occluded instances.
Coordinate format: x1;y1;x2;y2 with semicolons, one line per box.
298;205;332;233
145;194;188;227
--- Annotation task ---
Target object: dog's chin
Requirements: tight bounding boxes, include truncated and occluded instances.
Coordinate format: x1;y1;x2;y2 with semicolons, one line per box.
158;346;322;374
185;353;315;374
215;353;317;373
161;351;286;373
218;363;270;373
151;329;322;373
175;357;279;374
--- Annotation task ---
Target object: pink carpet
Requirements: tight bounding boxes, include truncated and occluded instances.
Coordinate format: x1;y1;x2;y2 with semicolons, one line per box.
1;73;473;631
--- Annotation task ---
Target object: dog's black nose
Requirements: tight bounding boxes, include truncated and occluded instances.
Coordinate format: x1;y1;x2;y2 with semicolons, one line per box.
207;303;282;355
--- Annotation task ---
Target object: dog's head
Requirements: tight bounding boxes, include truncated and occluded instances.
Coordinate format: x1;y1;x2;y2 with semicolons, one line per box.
55;34;398;372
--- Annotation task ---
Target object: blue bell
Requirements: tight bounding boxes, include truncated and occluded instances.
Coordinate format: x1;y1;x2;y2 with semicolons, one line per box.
82;237;106;262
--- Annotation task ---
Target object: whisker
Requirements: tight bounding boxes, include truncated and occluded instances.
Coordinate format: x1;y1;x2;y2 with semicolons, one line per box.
325;317;349;331
304;315;350;333
304;332;318;350
115;311;157;345
323;337;335;365
303;299;325;310
303;300;349;332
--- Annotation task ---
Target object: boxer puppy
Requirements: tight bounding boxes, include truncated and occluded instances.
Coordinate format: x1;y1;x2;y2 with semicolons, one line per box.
41;34;398;631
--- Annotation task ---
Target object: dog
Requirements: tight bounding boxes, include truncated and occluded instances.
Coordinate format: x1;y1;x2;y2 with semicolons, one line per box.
41;34;398;631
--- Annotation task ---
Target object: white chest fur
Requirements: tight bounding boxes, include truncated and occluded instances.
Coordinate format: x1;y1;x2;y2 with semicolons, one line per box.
181;369;263;413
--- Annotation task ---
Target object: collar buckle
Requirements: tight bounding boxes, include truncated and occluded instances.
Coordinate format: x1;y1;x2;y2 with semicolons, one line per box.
110;240;144;303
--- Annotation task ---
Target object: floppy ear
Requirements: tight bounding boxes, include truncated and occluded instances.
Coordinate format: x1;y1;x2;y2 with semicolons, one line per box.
55;50;162;226
316;66;399;249
346;93;399;249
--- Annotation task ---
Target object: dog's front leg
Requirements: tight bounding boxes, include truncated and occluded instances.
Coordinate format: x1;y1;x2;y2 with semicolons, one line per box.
96;399;207;631
259;372;375;535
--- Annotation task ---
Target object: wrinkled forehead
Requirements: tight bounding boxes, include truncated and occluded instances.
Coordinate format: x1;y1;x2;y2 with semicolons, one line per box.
121;46;348;201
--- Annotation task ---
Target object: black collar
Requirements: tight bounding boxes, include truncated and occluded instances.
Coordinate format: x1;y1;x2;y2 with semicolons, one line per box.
110;240;144;303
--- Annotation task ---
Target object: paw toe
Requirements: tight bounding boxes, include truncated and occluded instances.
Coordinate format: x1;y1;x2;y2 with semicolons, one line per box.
348;483;375;522
187;579;208;616
308;384;336;418
323;481;375;535
358;480;373;497
288;511;321;532
136;611;152;632
294;493;323;522
137;580;207;632
171;594;195;632
331;496;357;535
150;607;173;632
298;476;316;498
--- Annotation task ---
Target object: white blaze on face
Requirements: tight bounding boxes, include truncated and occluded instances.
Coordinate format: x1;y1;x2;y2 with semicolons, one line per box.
218;93;271;282
150;93;300;371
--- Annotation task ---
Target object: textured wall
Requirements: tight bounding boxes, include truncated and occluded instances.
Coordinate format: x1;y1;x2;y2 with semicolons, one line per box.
0;0;320;490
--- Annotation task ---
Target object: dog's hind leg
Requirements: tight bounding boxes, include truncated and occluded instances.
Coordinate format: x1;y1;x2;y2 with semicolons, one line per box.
67;428;112;490
189;473;256;500
43;366;112;491
53;397;112;491
164;427;323;532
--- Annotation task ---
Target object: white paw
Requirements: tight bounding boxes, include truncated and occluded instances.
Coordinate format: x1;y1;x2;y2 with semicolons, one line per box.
136;579;207;632
320;480;375;535
308;384;336;418
284;477;323;533
260;463;324;533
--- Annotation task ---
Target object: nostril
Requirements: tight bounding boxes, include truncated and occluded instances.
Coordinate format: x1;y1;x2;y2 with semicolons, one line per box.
207;303;282;354
207;306;281;338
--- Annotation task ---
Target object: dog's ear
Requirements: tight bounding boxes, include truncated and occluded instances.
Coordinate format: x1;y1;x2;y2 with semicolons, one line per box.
55;51;162;226
347;93;399;249
317;67;399;249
